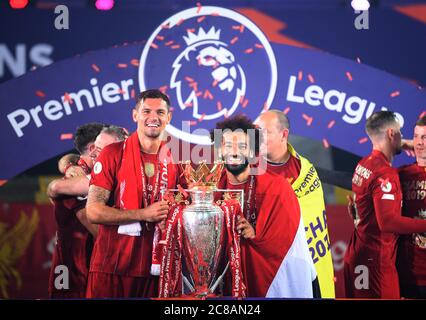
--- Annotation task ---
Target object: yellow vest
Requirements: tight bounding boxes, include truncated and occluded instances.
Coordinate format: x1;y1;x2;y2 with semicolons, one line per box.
286;144;335;298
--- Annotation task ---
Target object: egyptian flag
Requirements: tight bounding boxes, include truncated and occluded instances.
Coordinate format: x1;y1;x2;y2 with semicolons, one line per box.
238;171;317;298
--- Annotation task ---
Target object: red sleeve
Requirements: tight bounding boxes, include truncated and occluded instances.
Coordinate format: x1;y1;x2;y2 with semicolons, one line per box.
373;169;426;234
90;144;119;191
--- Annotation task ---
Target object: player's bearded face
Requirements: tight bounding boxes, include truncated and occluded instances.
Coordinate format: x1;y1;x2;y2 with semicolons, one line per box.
133;98;171;138
222;131;250;176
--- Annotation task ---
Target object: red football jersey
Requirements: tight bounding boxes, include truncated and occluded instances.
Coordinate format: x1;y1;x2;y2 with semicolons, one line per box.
48;172;92;297
344;150;402;298
397;163;426;286
266;154;301;185
89;142;178;277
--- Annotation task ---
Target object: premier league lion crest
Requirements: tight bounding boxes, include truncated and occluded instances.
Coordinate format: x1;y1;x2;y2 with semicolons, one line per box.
139;6;277;144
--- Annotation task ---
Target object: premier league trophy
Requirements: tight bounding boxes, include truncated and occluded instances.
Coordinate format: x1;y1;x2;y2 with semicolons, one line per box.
158;160;246;298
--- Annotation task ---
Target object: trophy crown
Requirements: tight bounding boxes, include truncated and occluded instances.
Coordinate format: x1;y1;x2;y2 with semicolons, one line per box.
180;160;224;189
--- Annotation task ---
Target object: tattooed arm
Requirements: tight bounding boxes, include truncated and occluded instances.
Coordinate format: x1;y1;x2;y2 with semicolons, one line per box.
86;185;169;225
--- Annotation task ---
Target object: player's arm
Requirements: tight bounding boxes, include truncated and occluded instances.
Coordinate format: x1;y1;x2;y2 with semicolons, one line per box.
373;174;426;234
76;208;99;238
86;185;169;225
47;176;89;199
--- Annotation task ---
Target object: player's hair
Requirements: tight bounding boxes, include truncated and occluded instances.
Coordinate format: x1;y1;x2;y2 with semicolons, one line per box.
135;89;170;111
365;111;399;138
101;125;128;142
415;115;426;127
264;109;290;130
213;114;261;155
74;122;105;155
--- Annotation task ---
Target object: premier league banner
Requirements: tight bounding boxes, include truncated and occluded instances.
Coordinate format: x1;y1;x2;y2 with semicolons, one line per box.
0;6;423;180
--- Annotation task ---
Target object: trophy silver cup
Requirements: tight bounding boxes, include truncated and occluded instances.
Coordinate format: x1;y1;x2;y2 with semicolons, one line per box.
179;161;234;298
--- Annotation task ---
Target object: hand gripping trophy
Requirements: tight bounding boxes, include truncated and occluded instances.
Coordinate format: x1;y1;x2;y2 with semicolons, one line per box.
158;161;246;298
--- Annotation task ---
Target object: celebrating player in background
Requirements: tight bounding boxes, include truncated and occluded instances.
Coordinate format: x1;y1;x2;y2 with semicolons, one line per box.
397;115;426;298
86;89;179;298
255;110;334;298
46;122;104;298
344;111;426;299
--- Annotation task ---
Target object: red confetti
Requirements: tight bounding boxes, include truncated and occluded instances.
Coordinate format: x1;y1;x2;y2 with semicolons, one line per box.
230;36;239;45
161;23;170;29
212;79;218;87
322;139;330;149
244;48;254;54
171;45;181;49
203;89;213;100
36;90;46;98
131;89;135;99
327;120;335;129
117;89;126;95
196;91;202;97
165;40;174;46
263;102;268;111
60;133;73;140
239;95;245;104
197;16;206;23
217;101;223;111
308;74;315;83
188;81;198;92
232;25;245;33
184;102;193;107
185;76;195;83
224;109;229;118
420;111;426;119
346;72;353;81
210;12;220;16
242;99;249;108
359;137;368;144
91;64;100;72
0;180;7;187
390;91;400;98
130;59;139;67
190;120;197;126
302;114;313;126
176;18;185;26
196;2;202;14
150;42;159;49
187;28;195;33
298;71;303;81
199;113;206;122
255;43;264;49
156;35;165;41
159;85;168;93
63;93;73;104
117;63;128;68
283;107;291;115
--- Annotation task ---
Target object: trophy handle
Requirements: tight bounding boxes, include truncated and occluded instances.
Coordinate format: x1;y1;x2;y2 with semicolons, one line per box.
209;262;230;294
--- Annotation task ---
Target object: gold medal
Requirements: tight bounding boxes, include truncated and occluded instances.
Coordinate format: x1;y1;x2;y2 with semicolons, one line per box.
144;162;155;178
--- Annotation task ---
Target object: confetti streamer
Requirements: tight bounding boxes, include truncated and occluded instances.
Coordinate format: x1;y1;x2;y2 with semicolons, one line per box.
197;16;206;23
161;23;170;29
359;137;368;144
283;107;291;114
217;101;223;111
263;102;268;111
255;43;264;49
150;42;159;49
196;2;202;14
171;45;181;50
131;89;135;99
187;28;195;33
390;91;400;98
60;133;73;140
185;76;195;83
199;113;206;122
210;12;220;16
159;85;168;93
91;64;100;72
212;79;218;87
327;120;335;129
176;18;185;26
165;40;174;46
184;102;193;107
308;74;315;83
36;90;46;98
420;111;426;119
117;63;128;68
156;35;165;41
346;72;353;81
244;48;254;54
242;99;249;108
302;114;313;126
130;59;139;66
63;93;73;104
322;139;330;149
203;89;213;100
230;36;238;45
190;120;197;126
196;91;202;97
298;71;303;81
